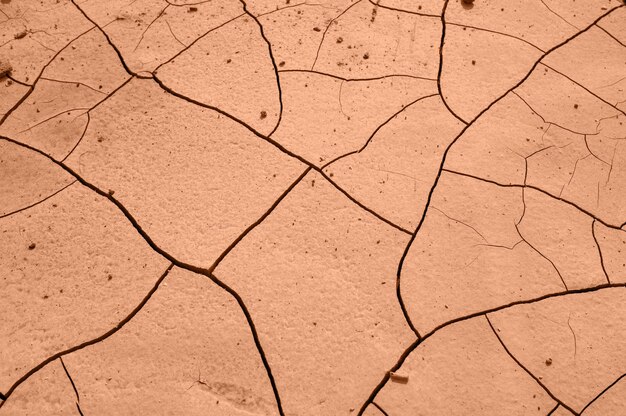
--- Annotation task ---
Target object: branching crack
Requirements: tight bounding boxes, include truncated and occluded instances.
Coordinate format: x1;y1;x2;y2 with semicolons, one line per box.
60;357;84;416
486;315;576;414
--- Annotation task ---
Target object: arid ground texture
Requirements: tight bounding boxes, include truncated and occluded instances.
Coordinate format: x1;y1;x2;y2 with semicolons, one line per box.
1;0;625;414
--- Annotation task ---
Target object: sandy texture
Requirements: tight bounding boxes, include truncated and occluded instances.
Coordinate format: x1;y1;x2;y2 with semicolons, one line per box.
1;0;625;414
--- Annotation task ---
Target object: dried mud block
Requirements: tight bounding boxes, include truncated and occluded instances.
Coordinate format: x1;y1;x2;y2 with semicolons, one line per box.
445;93;545;186
0;360;80;416
375;318;554;415
43;30;130;95
0;0;92;83
401;172;565;334
448;70;626;228
515;66;621;139
214;171;415;415
543;26;626;108
156;15;280;135
539;0;621;29
0;81;102;160
0;29;130;159
515;67;626;226
489;288;626;413
313;0;440;79
62;267;279;415
324;95;464;230
64;78;305;267
258;0;354;70
0;28;131;155
517;189;608;290
76;0;242;73
272;71;437;165
376;0;442;16
0;143;168;394
0;140;73;217
446;0;580;50
440;25;541;122
593;222;626;284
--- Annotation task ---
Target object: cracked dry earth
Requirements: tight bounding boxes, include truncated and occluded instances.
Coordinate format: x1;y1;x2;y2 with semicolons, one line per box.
1;0;626;415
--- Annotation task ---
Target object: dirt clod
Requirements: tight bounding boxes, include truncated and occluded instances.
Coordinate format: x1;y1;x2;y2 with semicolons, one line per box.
0;59;12;78
28;243;36;250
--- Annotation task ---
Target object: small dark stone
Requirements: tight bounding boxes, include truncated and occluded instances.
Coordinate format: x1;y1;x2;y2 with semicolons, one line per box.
336;37;343;44
260;111;267;119
28;243;36;250
313;27;321;32
363;53;370;60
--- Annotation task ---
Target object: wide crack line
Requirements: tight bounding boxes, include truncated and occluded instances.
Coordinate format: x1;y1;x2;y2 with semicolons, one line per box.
239;0;284;137
358;4;625;413
437;0;469;125
0;136;315;416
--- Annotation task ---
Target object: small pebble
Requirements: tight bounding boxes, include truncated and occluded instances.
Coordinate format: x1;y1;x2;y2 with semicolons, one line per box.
389;371;409;384
28;243;36;250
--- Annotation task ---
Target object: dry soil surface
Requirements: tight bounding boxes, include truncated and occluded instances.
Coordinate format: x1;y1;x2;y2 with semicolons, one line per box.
1;0;626;415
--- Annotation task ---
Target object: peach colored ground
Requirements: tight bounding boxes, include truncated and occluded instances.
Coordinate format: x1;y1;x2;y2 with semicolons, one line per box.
1;0;625;415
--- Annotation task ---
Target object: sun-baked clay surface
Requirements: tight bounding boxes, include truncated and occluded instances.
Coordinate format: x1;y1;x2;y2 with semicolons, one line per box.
1;0;625;415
